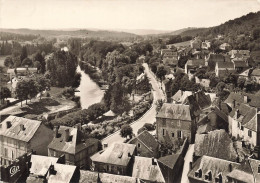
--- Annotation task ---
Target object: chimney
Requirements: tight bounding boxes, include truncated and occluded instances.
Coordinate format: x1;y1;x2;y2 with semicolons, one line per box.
64;129;70;142
6;121;12;128
244;95;250;104
76;123;81;131
152;157;156;165
20;124;25;131
189;162;193;170
181;90;183;96
54;126;59;138
229;163;232;172
49;164;55;175
128;152;131;157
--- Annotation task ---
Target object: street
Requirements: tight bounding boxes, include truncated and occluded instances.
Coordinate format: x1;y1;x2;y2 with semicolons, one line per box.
102;63;166;146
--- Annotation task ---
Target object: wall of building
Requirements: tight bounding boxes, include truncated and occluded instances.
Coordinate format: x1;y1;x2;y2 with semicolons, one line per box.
30;124;53;156
230;117;257;147
93;162;127;175
157;117;192;145
128;138;158;158
0;137;28;166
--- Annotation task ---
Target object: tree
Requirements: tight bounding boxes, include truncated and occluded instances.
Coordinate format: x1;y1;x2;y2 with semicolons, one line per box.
16;80;30;106
20;46;28;64
33;61;41;71
0;87;11;104
28;79;39;100
33;52;46;73
22;58;32;67
4;57;14;68
120;124;133;139
237;77;246;89
156;65;167;84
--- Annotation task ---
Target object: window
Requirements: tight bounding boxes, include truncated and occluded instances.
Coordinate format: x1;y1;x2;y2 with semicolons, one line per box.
11;151;14;160
237;122;240;128
177;120;181;127
177;131;182;138
138;143;141;148
172;133;174;137
4;148;8;157
248;130;252;137
258;165;260;173
241;126;244;131
163;129;165;136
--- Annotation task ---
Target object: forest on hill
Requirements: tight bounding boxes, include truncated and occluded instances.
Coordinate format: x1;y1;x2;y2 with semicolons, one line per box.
180;11;260;51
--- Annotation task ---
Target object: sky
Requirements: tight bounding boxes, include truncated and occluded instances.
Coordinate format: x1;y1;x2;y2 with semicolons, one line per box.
0;0;260;31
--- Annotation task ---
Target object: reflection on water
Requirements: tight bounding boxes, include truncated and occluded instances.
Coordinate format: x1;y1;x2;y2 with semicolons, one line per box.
75;65;104;109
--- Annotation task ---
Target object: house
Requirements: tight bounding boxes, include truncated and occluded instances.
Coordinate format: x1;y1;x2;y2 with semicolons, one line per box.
195;76;210;88
162;57;178;67
156;103;198;146
172;90;216;105
48;125;100;169
183;91;212;111
188;156;241;183
238;68;260;84
194;130;237;162
184;59;206;78
132;156;165;183
229;50;250;59
250;50;260;66
205;53;226;70
201;41;210;50
228;102;260;148
79;170;139;183
158;153;184;183
128;130;159;158
161;49;176;57
215;61;236;77
7;67;38;80
163;51;178;60
0;116;53;166
233;60;249;73
90;143;136;176
219;43;231;51
197;107;229;134
190;38;202;50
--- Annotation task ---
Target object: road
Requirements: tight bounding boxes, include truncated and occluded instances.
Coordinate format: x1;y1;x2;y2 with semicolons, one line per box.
102;63;166;146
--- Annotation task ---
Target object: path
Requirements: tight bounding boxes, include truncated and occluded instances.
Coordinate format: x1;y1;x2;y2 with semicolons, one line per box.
102;63;166;146
181;144;194;183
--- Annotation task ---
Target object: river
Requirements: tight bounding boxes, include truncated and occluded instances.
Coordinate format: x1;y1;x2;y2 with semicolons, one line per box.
75;65;104;109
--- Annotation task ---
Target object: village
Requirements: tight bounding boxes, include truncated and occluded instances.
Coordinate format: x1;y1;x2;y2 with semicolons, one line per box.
1;1;260;183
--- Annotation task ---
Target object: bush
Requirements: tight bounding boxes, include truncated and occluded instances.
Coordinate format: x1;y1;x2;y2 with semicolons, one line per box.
143;123;155;131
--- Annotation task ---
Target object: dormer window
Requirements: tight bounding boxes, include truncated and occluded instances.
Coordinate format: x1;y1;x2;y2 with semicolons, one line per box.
215;173;222;183
205;171;212;181
195;169;202;178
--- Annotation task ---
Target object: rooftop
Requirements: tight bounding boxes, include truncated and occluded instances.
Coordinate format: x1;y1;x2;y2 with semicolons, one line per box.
91;143;136;167
48;163;77;183
30;155;59;176
132;156;165;183
157;103;192;121
158;153;181;169
128;130;158;153
194;130;237;161
0;116;42;142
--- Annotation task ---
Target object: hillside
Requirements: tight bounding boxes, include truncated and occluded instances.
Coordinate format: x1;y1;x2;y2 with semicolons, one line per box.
180;11;260;38
180;11;260;50
0;28;139;39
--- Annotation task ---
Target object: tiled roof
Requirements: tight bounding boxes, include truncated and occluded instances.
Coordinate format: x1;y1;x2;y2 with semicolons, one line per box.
171;90;192;103
48;163;77;183
157;103;192;121
91;143;136;166
163;58;178;65
207;54;225;62
30;155;59;176
251;68;260;76
79;170;138;183
217;61;234;69
186;59;205;67
0;116;42;142
132;156;165;183
229;103;256;130
184;91;212;110
226;169;254;183
128;130;158;153
158;153;181;169
188;155;240;183
48;126;99;154
248;158;260;182
194;130;237;161
233;61;248;68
